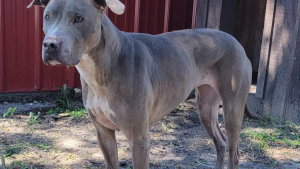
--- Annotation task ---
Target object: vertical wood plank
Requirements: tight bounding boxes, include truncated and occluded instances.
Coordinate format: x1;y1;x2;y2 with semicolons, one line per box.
133;0;140;32
0;0;5;91
163;0;170;32
195;0;208;28
264;0;300;121
219;0;238;34
191;0;198;28
232;0;267;72
252;0;267;72
206;0;223;29
34;7;42;90
256;0;276;98
284;16;300;121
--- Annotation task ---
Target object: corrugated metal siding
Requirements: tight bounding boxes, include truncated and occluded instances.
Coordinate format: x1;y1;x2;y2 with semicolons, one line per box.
0;0;196;93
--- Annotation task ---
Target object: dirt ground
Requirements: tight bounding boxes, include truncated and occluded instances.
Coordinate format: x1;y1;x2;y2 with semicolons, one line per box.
1;99;300;169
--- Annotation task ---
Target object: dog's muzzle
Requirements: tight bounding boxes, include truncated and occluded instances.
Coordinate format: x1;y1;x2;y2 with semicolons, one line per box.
42;36;62;65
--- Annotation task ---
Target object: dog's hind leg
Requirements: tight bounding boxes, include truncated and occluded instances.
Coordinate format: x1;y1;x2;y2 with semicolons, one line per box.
196;84;226;169
216;62;251;169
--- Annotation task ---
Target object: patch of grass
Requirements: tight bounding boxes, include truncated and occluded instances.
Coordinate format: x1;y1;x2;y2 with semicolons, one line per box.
38;144;51;150
28;112;40;126
57;84;73;110
68;109;86;119
246;114;300;150
258;114;278;126
3;107;17;118
247;129;300;149
47;107;63;115
47;109;56;115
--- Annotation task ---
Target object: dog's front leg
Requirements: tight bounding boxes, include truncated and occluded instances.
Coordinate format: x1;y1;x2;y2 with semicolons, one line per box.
94;123;119;169
123;124;150;169
132;133;150;169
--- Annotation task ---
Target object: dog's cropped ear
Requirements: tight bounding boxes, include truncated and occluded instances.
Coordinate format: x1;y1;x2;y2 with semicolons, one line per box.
93;0;125;15
27;0;50;8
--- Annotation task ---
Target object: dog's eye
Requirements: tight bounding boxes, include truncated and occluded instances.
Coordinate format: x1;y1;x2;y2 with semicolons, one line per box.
45;15;50;21
74;16;84;23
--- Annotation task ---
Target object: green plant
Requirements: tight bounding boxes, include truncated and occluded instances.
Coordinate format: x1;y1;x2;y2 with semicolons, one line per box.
28;112;40;126
57;84;72;110
38;144;51;149
66;154;73;160
283;138;292;147
47;107;63;114
68;109;86;119
3;107;17;118
47;109;56;114
259;114;278;126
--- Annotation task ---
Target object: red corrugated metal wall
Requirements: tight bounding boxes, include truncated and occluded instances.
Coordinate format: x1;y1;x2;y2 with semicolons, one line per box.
0;0;197;93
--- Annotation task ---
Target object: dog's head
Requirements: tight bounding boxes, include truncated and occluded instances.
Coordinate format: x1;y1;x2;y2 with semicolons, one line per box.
28;0;124;66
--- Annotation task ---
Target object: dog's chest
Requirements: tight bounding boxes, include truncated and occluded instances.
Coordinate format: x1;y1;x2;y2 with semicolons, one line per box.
85;92;119;130
76;55;119;130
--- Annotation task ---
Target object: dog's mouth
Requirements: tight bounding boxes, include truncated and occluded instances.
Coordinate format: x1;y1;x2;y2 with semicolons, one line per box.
48;60;61;66
46;59;80;67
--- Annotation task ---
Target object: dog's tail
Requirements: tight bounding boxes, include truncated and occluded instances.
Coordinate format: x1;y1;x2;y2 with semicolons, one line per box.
244;105;263;120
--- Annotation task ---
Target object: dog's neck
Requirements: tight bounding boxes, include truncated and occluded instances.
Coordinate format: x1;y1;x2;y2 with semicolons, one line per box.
76;16;128;95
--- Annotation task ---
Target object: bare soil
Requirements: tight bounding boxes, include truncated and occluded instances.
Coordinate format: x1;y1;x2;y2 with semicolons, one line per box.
1;99;300;169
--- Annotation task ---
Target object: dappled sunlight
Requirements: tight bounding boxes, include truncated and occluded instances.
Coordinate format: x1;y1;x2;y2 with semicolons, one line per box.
265;147;300;163
249;85;256;94
265;2;286;83
1;99;299;168
0;118;28;134
60;138;83;149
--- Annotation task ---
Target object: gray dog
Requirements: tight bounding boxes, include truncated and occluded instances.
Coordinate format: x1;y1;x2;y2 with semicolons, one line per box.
28;0;252;168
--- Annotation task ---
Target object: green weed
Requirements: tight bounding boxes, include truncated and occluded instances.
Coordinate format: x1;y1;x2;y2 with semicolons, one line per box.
68;109;86;119
57;84;73;110
47;107;63;114
28;112;40;126
66;154;73;160
3;107;17;118
38;144;51;149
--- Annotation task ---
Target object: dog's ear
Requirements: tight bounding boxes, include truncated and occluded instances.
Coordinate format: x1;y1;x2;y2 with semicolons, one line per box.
93;0;125;15
27;0;50;8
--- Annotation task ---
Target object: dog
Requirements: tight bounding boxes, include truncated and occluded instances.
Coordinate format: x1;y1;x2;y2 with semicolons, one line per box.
28;0;252;168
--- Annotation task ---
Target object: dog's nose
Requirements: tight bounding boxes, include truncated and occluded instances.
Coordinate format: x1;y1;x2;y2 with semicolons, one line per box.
43;37;60;53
